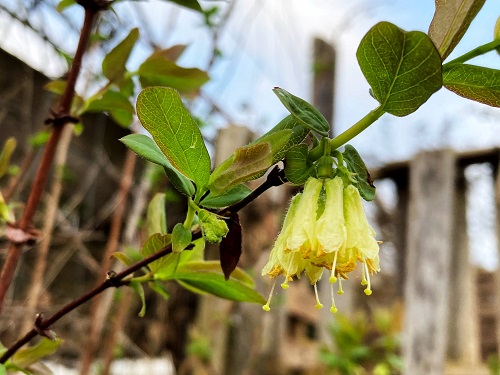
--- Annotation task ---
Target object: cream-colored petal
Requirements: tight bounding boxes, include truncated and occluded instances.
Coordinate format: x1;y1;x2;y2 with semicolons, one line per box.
343;185;379;260
286;178;323;253
316;177;346;254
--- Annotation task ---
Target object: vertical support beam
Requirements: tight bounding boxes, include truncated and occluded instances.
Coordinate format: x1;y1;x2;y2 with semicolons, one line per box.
312;38;336;136
494;160;500;359
196;125;254;375
447;169;481;365
394;173;409;298
403;150;456;375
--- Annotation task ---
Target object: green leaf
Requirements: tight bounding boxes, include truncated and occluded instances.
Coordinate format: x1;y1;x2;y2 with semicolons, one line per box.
356;22;442;117
429;0;485;60
56;0;76;12
154;238;205;280
129;281;147;317
273;87;330;136
11;338;62;368
443;64;500;107
147;193;168;237
120;134;195;196
149;280;170;300
143;45;187;63
141;233;172;273
169;261;265;304
251;115;310;162
44;80;67;95
102;28;139;83
85;90;135;127
165;0;202;12
200;184;252;208
172;223;192;253
0;363;5;375
138;58;209;95
0;137;16;179
28;130;51;148
111;252;135;267
342;145;376;201
208;129;292;196
284;144;314;184
136;87;211;188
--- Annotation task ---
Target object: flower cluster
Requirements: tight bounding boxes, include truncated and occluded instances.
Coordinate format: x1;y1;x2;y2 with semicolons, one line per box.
262;176;380;313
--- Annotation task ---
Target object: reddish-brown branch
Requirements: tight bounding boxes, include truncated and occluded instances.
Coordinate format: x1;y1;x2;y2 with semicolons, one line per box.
0;6;99;313
0;166;286;364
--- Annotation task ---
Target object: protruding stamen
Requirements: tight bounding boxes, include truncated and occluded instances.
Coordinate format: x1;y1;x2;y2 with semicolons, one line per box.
262;279;277;311
361;262;368;286
330;282;337;313
363;261;372;296
329;251;338;283
337;278;344;295
281;275;290;289
314;284;323;309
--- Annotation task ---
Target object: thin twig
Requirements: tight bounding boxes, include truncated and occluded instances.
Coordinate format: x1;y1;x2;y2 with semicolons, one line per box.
0;4;100;313
0;166;286;363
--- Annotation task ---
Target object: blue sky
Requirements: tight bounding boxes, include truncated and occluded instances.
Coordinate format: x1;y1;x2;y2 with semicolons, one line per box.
1;0;498;165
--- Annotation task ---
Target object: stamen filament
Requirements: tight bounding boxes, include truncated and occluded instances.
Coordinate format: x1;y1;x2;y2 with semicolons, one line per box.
329;250;338;283
337;278;344;295
363;261;372;296
330;282;337;313
314;284;323;309
262;279;277;311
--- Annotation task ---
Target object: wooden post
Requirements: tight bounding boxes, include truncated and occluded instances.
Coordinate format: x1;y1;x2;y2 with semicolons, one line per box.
195;125;254;375
312;38;336;136
394;175;409;298
494;160;500;360
447;169;481;365
403;150;456;375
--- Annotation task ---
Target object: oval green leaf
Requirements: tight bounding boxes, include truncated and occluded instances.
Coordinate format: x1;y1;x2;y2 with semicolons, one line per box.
136;87;211;188
273;87;330;136
342;145;376;201
200;184;252;208
138;58;209;95
147;193;168;237
208;129;292;196
429;0;485;60
120;134;195;196
357;22;443;117
102;28;139;83
141;233;172;273
443;64;500;107
172;223;192;253
284;144;314;185
171;262;265;304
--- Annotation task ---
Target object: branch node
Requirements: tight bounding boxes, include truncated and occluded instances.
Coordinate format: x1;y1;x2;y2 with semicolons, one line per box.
267;166;287;186
34;314;55;340
76;0;111;11
44;111;80;127
5;223;40;245
106;271;121;287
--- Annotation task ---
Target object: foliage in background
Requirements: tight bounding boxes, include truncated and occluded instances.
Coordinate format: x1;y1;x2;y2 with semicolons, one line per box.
319;304;403;375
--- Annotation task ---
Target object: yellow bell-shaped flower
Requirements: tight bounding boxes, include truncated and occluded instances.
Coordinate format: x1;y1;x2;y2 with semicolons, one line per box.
262;176;380;313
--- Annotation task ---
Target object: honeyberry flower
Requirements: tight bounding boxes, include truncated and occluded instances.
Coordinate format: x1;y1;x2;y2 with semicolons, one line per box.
262;176;380;313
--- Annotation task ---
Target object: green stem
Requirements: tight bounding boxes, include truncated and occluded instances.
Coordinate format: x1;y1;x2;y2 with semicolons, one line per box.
183;198;196;229
330;106;384;150
130;275;154;283
443;39;500;71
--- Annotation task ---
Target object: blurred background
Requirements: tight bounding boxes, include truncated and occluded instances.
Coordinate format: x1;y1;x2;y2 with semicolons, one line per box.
1;0;500;374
